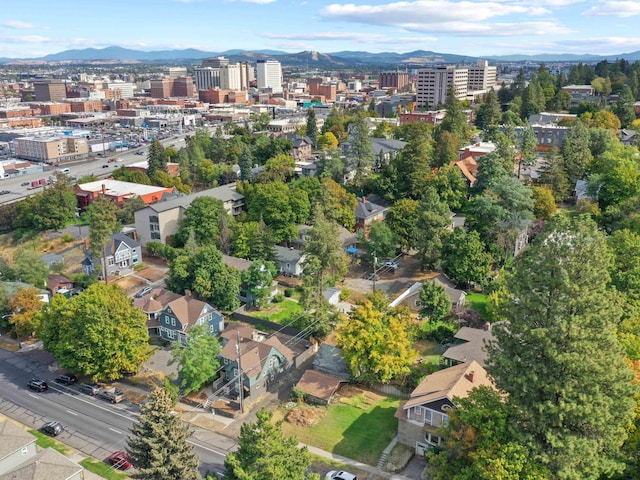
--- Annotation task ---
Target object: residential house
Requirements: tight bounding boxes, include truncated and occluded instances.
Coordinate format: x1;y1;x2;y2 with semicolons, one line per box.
354;196;387;238
218;322;295;399
274;245;305;277
371;138;407;170
46;274;74;297
442;325;496;367
134;287;182;336
156;293;225;344
3;282;49;303
389;275;466;312
293;224;357;252
450;156;478;187
395;361;494;455
276;133;313;161
82;233;142;278
620;129;637;146
134;184;244;246
0;420;84;480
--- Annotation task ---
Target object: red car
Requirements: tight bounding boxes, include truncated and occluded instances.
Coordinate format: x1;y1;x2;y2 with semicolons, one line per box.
107;451;132;470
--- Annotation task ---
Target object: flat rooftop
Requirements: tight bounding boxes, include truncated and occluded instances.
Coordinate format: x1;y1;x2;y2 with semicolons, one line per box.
77;179;171;197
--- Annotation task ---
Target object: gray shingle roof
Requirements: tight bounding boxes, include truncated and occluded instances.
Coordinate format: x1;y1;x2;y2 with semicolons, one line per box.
144;184;243;213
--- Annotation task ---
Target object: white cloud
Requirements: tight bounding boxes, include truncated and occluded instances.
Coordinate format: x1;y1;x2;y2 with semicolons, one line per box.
320;1;549;26
583;1;640;17
262;31;388;41
556;36;640;51
226;0;277;4
2;20;36;30
0;35;50;44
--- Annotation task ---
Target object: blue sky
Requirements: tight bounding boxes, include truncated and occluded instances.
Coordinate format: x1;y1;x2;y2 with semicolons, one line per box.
1;0;639;58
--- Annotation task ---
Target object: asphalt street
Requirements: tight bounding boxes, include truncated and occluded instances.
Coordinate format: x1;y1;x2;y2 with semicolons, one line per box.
0;347;232;477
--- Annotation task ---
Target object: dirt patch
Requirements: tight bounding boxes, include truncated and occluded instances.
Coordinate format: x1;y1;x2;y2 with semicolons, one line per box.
123;390;148;405
135;266;167;283
114;275;146;293
335;385;384;410
286;404;325;427
0;338;20;352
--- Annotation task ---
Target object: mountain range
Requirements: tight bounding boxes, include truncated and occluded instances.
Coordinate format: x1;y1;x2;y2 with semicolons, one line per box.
4;45;640;66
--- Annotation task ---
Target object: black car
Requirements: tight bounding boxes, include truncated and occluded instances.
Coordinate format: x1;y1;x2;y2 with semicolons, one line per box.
0;190;10;195
20;181;30;186
27;379;48;392
55;373;78;385
78;383;100;395
41;421;64;437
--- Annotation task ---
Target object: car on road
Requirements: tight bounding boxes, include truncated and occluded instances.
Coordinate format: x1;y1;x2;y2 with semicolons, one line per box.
78;382;100;395
363;273;380;281
99;388;124;404
134;286;153;298
20;181;30;186
325;471;357;480
27;379;48;392
0;190;10;195
107;451;132;470
380;259;399;269
102;164;110;168
55;373;78;385
135;151;144;155
41;421;64;437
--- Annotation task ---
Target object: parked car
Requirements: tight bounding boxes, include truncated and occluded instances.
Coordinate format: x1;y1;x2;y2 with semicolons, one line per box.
107;451;132;470
41;421;64;437
380;259;399;270
99;388;124;404
134;286;153;298
363;273;380;281
28;379;48;392
78;383;100;395
55;373;78;385
325;471;357;480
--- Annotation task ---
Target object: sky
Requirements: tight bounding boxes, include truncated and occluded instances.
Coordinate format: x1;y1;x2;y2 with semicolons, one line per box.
2;0;640;59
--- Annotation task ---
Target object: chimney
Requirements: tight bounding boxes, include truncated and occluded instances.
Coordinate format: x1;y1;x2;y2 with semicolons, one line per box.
185;289;192;297
101;183;106;195
484;321;491;332
361;196;366;203
467;371;475;383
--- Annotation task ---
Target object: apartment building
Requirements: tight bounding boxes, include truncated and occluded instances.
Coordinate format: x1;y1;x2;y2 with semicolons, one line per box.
33;79;67;101
416;66;468;108
256;60;283;93
14;135;89;163
379;70;410;92
467;60;497;91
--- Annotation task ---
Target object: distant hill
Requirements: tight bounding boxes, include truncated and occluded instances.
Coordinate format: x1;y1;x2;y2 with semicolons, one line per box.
5;45;640;66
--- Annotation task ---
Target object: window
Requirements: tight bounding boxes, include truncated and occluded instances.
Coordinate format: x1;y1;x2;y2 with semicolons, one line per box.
151;232;161;240
171;317;176;326
443;415;449;427
424;409;432;424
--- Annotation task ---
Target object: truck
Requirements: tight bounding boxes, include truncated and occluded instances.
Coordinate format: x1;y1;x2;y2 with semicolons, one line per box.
98;387;124;404
27;179;46;190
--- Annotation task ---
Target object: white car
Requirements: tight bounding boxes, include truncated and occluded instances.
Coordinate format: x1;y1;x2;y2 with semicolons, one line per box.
325;471;357;480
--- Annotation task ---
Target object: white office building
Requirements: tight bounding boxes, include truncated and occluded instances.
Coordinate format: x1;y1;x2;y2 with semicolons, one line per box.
105;81;135;99
256;60;283;94
467;60;497;91
221;64;242;91
416;66;468;108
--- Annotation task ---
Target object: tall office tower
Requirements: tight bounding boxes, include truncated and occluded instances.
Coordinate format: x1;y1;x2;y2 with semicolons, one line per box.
202;57;229;68
163;67;187;79
220;64;242;90
33;79;67;101
416;66;468;108
467;60;497;91
379;70;410;92
194;67;221;90
256;60;283;93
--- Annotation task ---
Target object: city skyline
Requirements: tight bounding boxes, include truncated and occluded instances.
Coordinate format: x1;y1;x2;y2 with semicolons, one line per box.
2;0;640;60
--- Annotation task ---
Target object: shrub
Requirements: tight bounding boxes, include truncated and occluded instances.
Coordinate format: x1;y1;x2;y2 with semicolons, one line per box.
272;293;285;303
146;241;164;257
340;287;350;301
283;288;294;298
60;232;74;243
419;319;457;343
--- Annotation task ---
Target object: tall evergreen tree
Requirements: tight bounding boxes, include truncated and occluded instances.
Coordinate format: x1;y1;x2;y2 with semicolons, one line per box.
147;138;167;178
561;119;593;185
87;196;118;282
347;115;374;186
487;215;637;480
436;84;471;146
127;387;201;480
305;107;318;147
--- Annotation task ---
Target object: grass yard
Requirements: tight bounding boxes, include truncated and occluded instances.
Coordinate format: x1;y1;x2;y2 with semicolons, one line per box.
466;292;488;318
280;387;401;466
79;457;129;480
251;299;304;323
28;430;71;455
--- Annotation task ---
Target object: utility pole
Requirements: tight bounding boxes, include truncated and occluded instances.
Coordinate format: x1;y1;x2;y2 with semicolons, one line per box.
236;331;244;414
372;251;377;292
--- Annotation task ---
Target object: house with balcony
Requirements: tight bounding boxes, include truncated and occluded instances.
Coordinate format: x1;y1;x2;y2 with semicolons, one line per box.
395;361;494;455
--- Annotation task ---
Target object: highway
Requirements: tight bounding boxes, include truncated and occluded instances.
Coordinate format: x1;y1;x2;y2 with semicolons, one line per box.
0;136;187;205
0;347;230;477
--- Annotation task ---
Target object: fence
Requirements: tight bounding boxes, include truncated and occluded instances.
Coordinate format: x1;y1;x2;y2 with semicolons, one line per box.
368;383;411;399
231;309;306;338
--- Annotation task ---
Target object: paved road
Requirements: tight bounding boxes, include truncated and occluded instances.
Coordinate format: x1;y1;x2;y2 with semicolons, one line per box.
0;347;231;477
0;136;187;205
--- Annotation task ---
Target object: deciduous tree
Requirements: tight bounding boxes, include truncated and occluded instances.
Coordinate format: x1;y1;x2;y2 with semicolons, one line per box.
418;281;451;322
441;228;491;288
171;324;221;395
8;287;43;339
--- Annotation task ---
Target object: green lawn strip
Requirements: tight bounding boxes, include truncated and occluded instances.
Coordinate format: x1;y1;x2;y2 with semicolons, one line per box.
465;292;488;317
282;396;401;466
79;457;129;480
28;430;71;455
251;299;304;323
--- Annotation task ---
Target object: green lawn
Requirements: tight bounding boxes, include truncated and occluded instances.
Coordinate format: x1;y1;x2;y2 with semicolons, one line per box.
281;394;401;466
79;458;129;480
251;299;304;323
28;430;71;455
466;292;488;318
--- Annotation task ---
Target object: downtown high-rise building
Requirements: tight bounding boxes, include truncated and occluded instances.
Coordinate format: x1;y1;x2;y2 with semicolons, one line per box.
256;60;283;94
416;66;468;108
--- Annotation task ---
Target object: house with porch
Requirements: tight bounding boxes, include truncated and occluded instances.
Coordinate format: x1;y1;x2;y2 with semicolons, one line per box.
395;361;494;455
155;293;225;344
274;245;305;277
81;232;142;278
218;323;295;401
